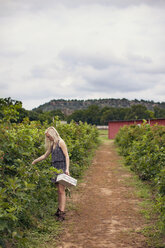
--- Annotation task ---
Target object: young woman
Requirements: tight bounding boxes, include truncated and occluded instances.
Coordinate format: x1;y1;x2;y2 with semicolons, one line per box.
32;126;69;221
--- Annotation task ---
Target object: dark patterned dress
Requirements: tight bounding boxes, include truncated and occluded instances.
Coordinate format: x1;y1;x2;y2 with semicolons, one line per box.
51;140;66;183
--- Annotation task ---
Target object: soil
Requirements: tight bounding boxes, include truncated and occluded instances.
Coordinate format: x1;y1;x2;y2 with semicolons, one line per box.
55;140;150;248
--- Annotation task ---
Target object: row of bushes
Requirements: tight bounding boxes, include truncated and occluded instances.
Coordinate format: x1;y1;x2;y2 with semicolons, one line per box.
115;122;165;233
0;118;99;247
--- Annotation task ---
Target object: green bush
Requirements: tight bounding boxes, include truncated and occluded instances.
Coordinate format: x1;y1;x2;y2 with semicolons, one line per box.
115;123;165;181
0;119;99;247
115;122;165;232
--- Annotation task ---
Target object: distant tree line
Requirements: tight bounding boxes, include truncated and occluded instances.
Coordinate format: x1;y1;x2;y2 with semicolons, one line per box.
67;104;165;125
1;97;165;125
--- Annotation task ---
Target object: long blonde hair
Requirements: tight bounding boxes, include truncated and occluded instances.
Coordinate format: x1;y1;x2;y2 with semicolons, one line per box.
45;126;60;151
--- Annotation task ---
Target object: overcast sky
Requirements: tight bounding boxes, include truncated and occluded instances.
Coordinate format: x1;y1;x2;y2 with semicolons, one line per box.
0;0;165;110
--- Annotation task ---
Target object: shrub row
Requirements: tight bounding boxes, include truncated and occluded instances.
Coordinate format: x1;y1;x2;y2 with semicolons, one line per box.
115;122;165;232
0;119;99;247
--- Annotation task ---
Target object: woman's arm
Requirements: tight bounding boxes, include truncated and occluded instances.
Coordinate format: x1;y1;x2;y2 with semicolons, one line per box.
59;139;70;175
32;149;51;165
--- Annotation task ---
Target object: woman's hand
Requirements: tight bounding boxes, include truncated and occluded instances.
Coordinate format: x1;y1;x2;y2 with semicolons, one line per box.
32;160;36;165
65;169;70;176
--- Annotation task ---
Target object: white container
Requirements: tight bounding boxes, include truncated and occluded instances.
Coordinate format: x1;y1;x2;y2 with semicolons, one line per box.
56;174;77;187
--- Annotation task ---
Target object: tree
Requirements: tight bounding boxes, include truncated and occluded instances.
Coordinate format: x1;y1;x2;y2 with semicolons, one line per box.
124;104;154;120
67;110;86;123
49;110;65;120
100;107;129;124
85;105;101;125
0;97;22;123
67;105;101;125
154;106;165;118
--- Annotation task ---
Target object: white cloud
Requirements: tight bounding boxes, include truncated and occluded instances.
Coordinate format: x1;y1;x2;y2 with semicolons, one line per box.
0;0;165;110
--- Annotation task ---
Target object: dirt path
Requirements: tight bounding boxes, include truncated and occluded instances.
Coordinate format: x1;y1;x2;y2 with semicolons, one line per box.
55;140;149;248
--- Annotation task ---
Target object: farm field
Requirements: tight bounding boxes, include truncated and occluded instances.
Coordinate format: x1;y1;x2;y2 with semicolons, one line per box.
1;121;164;248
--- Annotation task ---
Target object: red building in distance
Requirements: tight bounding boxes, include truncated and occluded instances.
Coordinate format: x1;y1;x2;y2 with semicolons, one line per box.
108;119;165;139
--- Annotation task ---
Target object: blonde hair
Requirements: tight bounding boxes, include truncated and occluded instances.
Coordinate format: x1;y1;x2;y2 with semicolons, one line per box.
45;126;60;151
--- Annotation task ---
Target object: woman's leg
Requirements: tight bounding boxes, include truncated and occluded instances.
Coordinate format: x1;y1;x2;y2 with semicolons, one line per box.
57;183;66;211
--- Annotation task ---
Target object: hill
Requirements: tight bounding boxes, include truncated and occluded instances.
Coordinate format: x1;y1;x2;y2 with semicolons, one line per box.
33;98;165;115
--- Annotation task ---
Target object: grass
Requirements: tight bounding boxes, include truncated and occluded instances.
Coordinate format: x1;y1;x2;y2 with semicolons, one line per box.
120;164;165;248
22;199;63;248
98;129;109;142
25;217;62;248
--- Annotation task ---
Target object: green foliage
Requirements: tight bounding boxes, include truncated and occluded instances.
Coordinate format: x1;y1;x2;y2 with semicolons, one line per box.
28;110;65;123
124;104;154;120
67;105;102;125
154;106;165;119
115;123;165;180
0;118;99;247
1;98;165;125
0;98;22;123
100;107;128;124
67;104;160;125
115;123;165;233
0;98;66;125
